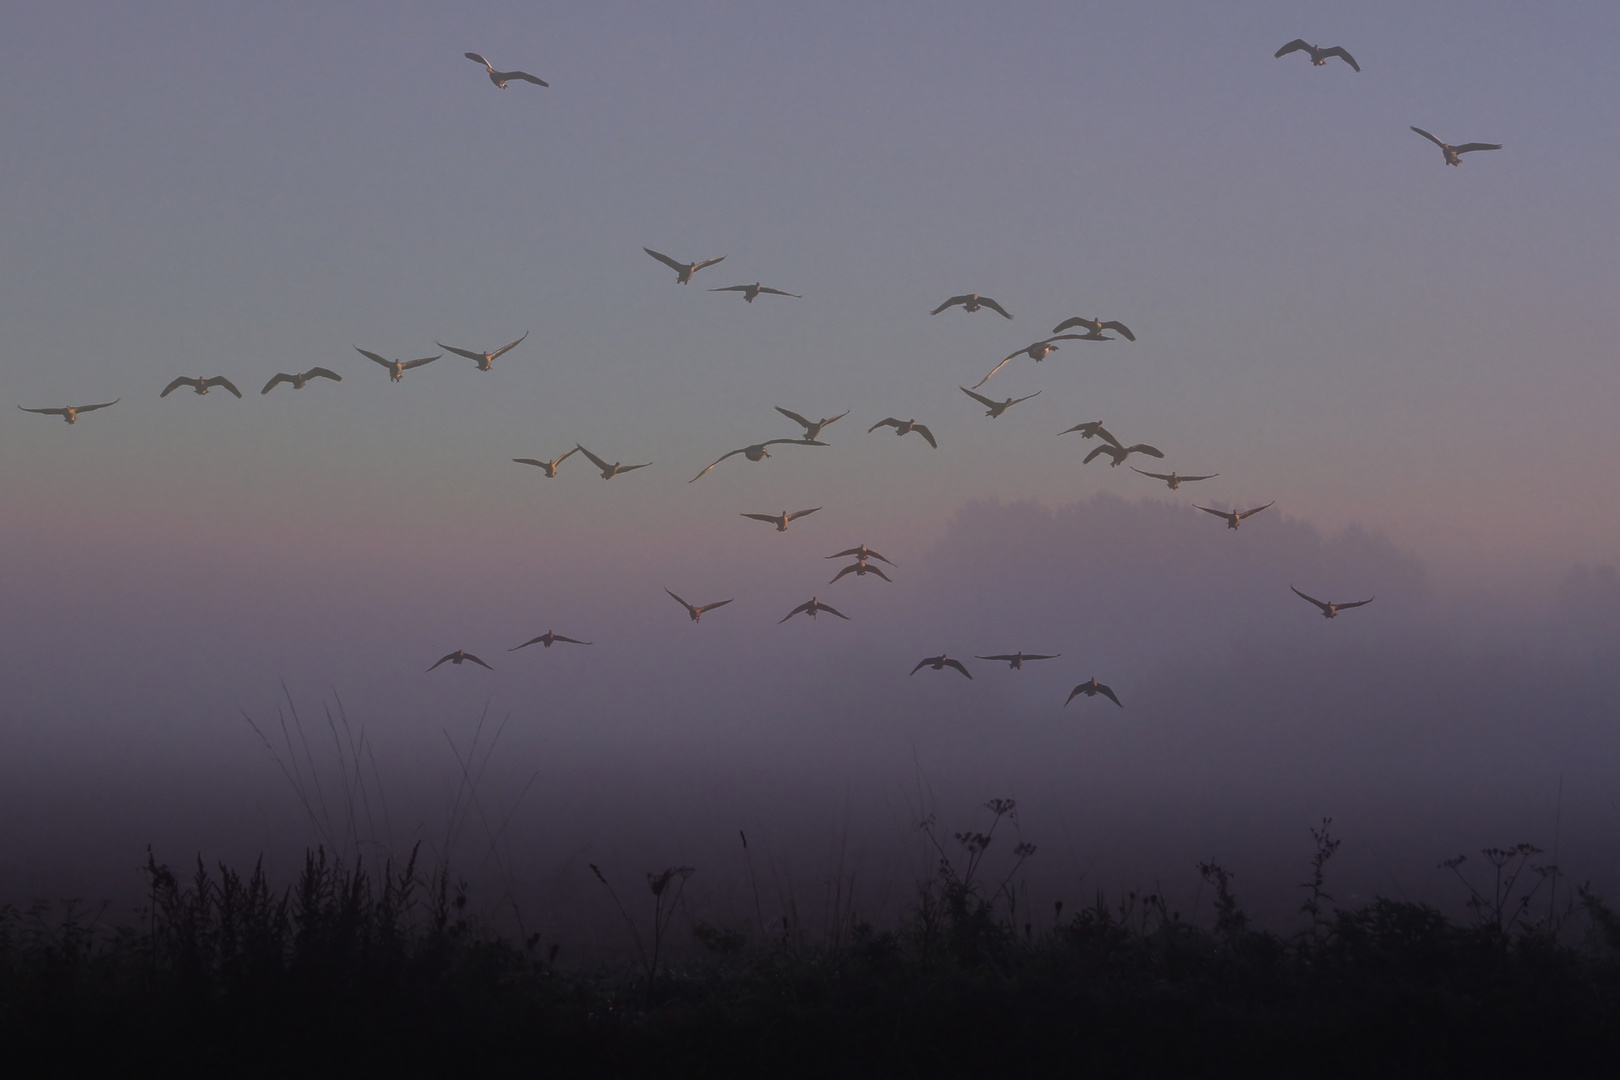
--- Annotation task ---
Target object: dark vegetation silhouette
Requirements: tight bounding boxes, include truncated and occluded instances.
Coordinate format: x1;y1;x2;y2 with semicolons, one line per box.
4;805;1620;1076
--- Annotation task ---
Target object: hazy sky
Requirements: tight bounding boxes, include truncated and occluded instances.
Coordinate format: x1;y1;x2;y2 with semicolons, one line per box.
2;3;1618;926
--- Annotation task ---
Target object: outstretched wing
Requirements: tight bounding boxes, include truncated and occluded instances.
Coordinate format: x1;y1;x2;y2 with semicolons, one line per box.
1410;126;1446;148
775;405;812;429
740;513;780;524
204;377;242;398
1453;142;1502;155
820;602;850;620
829;564;860;583
787;507;821;521
867;417;902;433
1178;473;1218;482
75;399;120;413
574;445;611;471
690;447;746;483
465;52;495;70
690;256;726;273
160;376;196;397
1100;321;1136;341
709;285;750;293
778;601;812;623
1096;683;1122;707
615;461;652;474
1337;597;1375;610
664;588;693;613
930;295;972;315
1126;444;1165;459
1131;467;1174;482
978;296;1013;319
512;458;548;468
550;634;590;644
1007;391;1041;407
1051;316;1094;334
355;347;392;368
509;635;547;651
909;657;940;676
1195;505;1232;520
972;352;1019;389
756;287;801;298
1290;585;1330;613
462;652;493;670
18;405;66;415
303;367;341;382
426;653;457;671
1320;46;1359;71
910;423;937;448
1274;39;1311;59
1239;501;1275;517
763;438;825;449
1082;445;1114;465
644;247;686;272
696;599;733;615
402;354;440;370
975;654;1019;662
436;341;486;362
942;658;973;679
489;332;529;360
260;373;294;395
503;70;549;86
960;386;996;408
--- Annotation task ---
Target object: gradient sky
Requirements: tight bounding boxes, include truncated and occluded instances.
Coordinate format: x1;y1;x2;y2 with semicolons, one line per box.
3;2;1618;925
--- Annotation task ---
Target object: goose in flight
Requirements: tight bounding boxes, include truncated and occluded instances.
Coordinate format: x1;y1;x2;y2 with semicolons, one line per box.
973;335;1094;389
1273;39;1360;71
779;596;850;623
355;347;440;382
689;438;826;483
1131;467;1217;490
512;447;579;477
960;386;1040;418
1065;678;1122;707
710;282;801;303
829;561;891;584
910;654;972;679
575;444;651;479
1290;586;1374;619
1083;428;1164;467
976;652;1060;670
931;294;1013;319
1196;501;1275;529
740;507;821;532
161;376;241;398
1410;127;1501;167
427;649;493;671
1051;316;1136;341
775;407;849;441
826;544;894;566
644;248;726;284
464;52;548;88
867;417;937;448
510;630;591;650
18;399;118;424
436;332;528;372
1058;420;1111;440
665;589;733;623
261;367;341;395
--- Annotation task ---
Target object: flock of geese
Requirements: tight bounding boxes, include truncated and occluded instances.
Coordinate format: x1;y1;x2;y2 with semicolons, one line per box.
22;35;1457;711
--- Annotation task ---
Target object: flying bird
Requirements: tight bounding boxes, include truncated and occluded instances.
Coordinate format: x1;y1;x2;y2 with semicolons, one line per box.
689;438;825;483
355;347;440;382
575;445;652;479
1410;127;1501;167
930;294;1013;319
709;282;801;303
740;507;821;532
910;654;972;679
644;248;726;284
464;52;548;89
512;447;579;477
775;407;849;441
260;367;341;395
18;399;118;424
825;544;894;566
1083;428;1164;467
960;385;1040;418
435;332;528;372
1196;501;1275;529
975;652;1060;670
427;649;493;671
829;561;890;584
973;335;1094;389
1290;586;1374;619
1051;316;1136;341
161;376;241;398
1058;420;1111;440
1065;678;1122;707
665;589;733;623
1131;467;1217;490
1273;39;1360;71
509;631;591;650
867;417;937;448
779;596;849;623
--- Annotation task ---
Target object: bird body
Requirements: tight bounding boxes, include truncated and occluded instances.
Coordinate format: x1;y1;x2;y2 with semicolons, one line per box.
1290;586;1374;619
1273;39;1360;71
1410;126;1501;167
741;507;820;532
575;445;652;479
910;654;972;679
261;367;341;394
645;248;725;284
436;332;528;372
775;407;849;441
510;631;590;650
976;652;1059;670
512;447;579;477
973;335;1094;389
1196;501;1275;529
464;52;548;88
1066;678;1122;707
780;596;849;623
18;400;118;424
829;561;890;584
867;417;937;447
356;347;439;382
161;376;241;398
1051;316;1135;341
665;589;732;623
690;439;825;483
427;649;493;671
825;544;893;566
931;294;1013;319
710;282;800;302
960;386;1040;418
1131;467;1217;490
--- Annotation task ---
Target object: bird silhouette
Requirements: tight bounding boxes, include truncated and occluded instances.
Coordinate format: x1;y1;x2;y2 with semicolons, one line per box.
960;386;1040;418
509;631;591;650
644;248;725;284
1083;428;1164;467
261;367;341;394
355;347;439;382
1066;678;1122;707
829;561;891;584
973;335;1095;389
740;507;821;533
435;332;528;372
931;294;1013;318
1196;502;1275;529
976;652;1060;670
1130;467;1217;490
709;282;801;302
18;400;118;424
665;589;733;623
464;52;548;88
512;447;580;477
868;417;937;448
910;655;972;679
161;376;241;398
1410;126;1501;167
575;445;652;479
1273;39;1360;71
1051;316;1135;340
1290;586;1374;619
825;544;894;566
690;439;825;483
427;649;493;671
1058;420;1111;440
779;596;849;623
775;407;849;441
